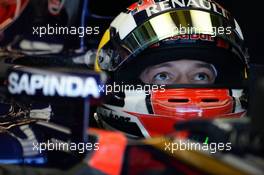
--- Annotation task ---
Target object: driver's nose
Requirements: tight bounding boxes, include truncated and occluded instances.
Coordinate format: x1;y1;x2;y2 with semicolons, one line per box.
174;75;191;84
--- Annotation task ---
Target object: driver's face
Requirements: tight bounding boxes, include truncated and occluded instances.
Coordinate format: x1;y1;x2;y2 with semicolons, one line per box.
139;59;217;85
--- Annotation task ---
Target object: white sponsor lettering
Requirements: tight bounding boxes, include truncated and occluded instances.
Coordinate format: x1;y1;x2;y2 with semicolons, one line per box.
145;0;230;19
8;72;100;98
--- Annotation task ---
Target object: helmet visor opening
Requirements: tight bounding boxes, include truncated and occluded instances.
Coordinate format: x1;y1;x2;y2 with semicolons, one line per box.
115;46;247;87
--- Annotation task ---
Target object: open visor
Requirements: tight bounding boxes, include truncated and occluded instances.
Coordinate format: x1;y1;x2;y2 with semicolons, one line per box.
0;0;28;31
98;9;245;72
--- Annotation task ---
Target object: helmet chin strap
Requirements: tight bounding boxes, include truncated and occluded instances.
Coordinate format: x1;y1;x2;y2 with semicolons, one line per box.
15;0;21;17
0;0;28;31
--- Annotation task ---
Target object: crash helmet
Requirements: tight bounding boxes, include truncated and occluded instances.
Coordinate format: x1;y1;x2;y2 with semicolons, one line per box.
95;0;249;138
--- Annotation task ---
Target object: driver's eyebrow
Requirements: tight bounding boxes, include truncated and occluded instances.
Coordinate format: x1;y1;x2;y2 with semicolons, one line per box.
152;62;174;69
144;62;174;74
195;63;216;74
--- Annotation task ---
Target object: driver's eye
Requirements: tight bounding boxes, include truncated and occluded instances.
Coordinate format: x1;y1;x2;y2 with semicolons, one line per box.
153;72;170;81
193;73;209;81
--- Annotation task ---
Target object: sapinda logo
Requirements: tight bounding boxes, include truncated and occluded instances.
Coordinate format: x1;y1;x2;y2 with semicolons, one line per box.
8;72;100;98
